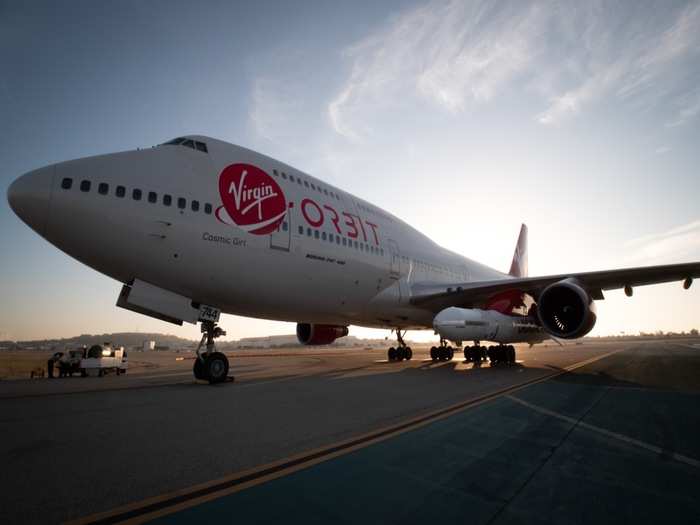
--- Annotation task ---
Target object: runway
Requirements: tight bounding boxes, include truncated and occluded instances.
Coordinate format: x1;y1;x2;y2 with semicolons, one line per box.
1;340;699;524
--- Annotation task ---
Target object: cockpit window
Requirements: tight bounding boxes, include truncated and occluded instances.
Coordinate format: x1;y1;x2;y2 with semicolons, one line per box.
160;137;208;153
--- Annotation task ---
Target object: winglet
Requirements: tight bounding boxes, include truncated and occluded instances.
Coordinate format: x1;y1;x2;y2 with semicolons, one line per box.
509;224;528;278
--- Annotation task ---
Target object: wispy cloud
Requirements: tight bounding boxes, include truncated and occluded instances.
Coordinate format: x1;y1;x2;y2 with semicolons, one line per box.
328;1;547;139
665;87;700;127
326;0;700;135
625;220;700;264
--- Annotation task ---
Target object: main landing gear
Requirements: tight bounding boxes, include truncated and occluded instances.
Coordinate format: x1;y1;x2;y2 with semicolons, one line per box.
463;342;486;364
387;330;413;362
430;340;454;361
486;344;517;365
194;321;232;384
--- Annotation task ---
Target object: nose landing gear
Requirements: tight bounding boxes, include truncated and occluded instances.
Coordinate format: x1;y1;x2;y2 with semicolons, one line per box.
194;320;232;384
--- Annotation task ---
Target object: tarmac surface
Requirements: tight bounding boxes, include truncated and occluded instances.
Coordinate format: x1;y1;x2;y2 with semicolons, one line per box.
1;340;699;524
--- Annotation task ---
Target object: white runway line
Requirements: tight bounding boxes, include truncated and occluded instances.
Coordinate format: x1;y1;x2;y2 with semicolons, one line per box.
506;394;700;469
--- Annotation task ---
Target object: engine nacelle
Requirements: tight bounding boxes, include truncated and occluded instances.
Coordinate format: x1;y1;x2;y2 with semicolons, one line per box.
296;323;349;345
433;307;544;345
537;279;597;339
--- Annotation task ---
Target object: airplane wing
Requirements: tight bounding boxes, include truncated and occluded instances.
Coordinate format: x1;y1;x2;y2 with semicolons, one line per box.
410;262;700;313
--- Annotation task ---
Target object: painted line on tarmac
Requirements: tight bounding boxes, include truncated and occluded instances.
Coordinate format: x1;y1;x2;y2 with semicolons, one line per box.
66;348;625;525
506;395;700;468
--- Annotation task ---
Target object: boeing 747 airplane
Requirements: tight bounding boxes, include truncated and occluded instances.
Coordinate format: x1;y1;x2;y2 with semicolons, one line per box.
8;136;700;383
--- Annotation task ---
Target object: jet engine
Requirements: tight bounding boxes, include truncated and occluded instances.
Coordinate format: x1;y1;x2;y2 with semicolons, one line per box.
296;323;349;345
536;279;597;339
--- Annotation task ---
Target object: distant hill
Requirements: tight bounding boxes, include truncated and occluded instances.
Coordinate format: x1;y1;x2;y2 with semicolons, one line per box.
0;332;393;351
4;333;198;350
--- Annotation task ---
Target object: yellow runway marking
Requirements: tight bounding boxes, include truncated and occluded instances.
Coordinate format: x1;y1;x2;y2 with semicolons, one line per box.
66;348;625;525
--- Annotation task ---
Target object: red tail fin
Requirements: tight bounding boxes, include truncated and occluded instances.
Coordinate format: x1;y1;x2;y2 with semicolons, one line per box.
509;224;528;278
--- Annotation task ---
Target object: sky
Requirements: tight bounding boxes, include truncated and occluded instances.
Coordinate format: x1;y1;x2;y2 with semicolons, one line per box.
1;0;699;342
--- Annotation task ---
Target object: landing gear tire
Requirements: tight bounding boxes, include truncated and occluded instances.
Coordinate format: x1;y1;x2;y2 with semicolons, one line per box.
388;347;397;361
430;347;438;361
405;347;413;361
193;357;207;381
507;345;516;364
205;352;229;384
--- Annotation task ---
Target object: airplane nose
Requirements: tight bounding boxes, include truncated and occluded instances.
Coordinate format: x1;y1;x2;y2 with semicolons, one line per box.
7;165;54;237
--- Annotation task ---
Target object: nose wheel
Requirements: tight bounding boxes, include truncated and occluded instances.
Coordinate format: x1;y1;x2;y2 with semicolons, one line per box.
194;321;232;384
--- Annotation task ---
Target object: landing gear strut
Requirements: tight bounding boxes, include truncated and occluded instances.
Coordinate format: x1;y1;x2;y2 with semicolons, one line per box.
388;329;412;362
430;339;454;362
194;321;231;384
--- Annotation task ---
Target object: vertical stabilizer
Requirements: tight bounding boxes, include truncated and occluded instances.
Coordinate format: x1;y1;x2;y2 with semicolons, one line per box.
509;224;528;278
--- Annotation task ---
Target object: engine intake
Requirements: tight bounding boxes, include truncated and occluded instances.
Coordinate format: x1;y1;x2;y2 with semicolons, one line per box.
296;323;349;345
537;279;597;339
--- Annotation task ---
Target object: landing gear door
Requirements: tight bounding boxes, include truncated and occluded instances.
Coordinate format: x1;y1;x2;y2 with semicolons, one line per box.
388;239;400;279
269;207;291;251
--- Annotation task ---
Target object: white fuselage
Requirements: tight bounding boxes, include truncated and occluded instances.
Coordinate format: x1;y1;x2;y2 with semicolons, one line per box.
14;136;513;331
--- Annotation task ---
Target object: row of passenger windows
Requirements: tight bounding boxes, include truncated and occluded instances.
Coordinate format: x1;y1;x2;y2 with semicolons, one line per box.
296;225;384;256
357;201;394;223
272;169;342;202
61;178;213;214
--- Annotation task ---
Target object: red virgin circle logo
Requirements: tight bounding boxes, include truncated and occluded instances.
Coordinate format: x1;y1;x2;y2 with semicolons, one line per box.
216;163;287;235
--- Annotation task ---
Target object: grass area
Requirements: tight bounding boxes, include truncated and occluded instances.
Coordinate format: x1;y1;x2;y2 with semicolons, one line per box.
0;351;53;380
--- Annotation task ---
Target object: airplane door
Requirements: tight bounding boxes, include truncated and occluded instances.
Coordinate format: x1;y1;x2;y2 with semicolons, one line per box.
269;207;291;251
388;239;400;279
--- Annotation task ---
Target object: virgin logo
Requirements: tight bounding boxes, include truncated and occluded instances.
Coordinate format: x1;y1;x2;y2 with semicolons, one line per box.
216;163;287;235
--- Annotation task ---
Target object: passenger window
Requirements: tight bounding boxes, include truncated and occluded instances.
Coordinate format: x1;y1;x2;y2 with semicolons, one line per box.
182;139;195;149
178;197;186;209
116;186;125;198
342;238;347;246
310;183;316;190
307;228;312;237
323;189;329;196
163;194;172;206
322;232;327;241
80;180;91;192
289;175;295;182
282;172;287;180
61;178;73;190
98;183;109;195
282;222;288;231
304;181;309;188
204;203;212;214
297;178;302;185
298;226;304;235
191;200;199;212
354;241;359;249
195;141;208;153
148;192;157;203
133;189;142;200
336;236;341;245
314;230;319;239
